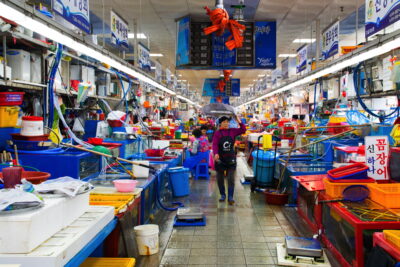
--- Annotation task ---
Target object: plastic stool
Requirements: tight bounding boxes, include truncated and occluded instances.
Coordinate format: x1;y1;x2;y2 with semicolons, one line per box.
195;162;210;180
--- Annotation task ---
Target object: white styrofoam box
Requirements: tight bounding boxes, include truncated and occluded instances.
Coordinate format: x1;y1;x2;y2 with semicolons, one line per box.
7;49;30;81
0;206;114;267
30;53;42;83
151;140;170;149
70;65;81;80
247;133;263;142
132;160;150;178
61;191;90;228
0;63;11;80
0;198;64;254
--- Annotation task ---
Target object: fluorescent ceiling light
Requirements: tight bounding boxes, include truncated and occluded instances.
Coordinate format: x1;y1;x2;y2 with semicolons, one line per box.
0;3;176;96
238;32;400;108
278;54;297;58
293;38;316;43
150;66;156;70
258;74;265;77
128;33;147;39
150;53;163;57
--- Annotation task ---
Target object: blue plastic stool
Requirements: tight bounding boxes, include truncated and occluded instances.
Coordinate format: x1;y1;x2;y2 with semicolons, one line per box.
195;162;210;180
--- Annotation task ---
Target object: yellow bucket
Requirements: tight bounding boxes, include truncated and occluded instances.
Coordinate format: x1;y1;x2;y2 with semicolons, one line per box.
0;106;19;128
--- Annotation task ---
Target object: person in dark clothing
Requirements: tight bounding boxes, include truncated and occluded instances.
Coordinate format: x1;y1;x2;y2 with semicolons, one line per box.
212;115;246;205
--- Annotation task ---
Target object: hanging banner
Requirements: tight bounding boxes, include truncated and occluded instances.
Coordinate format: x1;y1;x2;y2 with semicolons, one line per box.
173;76;178;90
155;62;162;82
322;21;339;60
365;136;390;180
176;16;190;66
254;21;277;68
365;0;400;38
138;43;151;72
296;45;308;73
211;97;230;104
53;0;91;33
202;79;240;97
281;58;289;79
110;10;129;49
166;68;172;84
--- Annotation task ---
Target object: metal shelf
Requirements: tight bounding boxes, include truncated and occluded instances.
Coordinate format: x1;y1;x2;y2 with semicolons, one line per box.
0;79;46;91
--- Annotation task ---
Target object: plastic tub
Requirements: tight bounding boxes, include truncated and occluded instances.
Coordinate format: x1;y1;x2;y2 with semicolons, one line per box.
327;163;369;180
168;167;190;197
113;179;138;193
134;224;159;255
264;190;288;205
0;92;24;106
80;258;136;267
383;230;400;251
0;170;50;185
252;150;278;187
0;106;19;128
20;116;44;136
145;149;165;157
368;184;400;208
11;140;51;150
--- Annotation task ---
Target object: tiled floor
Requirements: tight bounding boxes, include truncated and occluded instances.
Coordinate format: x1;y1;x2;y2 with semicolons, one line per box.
157;156;297;267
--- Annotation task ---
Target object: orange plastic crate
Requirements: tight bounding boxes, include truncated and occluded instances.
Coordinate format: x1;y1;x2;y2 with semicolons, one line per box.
384;230;400;251
323;178;375;198
368;184;400;208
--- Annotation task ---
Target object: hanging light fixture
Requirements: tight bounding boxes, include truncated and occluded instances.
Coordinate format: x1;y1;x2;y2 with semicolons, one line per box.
231;0;245;21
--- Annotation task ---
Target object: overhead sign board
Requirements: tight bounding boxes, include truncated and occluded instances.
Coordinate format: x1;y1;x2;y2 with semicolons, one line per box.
202;78;240;97
365;0;400;38
296;45;308;73
138;43;151;72
254;21;277;68
176;16;191;66
322;21;339;60
110;10;129;49
53;0;91;33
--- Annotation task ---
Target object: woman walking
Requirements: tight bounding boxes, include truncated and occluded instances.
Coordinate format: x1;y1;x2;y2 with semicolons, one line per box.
212;115;246;205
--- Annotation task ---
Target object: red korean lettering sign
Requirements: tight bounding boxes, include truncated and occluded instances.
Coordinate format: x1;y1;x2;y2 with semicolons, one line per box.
365;136;389;180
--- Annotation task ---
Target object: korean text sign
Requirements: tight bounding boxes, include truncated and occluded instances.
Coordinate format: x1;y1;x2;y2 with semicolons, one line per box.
322;21;339;60
111;10;129;49
365;0;400;38
365;136;390;180
53;0;91;33
296;45;308;73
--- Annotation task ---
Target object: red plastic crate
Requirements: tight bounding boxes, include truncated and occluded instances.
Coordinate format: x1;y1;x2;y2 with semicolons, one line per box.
327;162;369;180
0;92;24;106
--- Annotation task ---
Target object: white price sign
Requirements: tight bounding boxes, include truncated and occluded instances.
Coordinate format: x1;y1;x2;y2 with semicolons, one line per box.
365;136;390;180
53;0;90;33
322;21;339;60
111;10;129;48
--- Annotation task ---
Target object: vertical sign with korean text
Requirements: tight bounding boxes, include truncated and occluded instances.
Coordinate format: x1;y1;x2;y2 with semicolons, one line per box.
322;21;339;60
254;21;277;68
296;45;308;73
365;136;390;180
176;16;190;66
138;43;151;72
166;68;172;84
155;62;162;82
110;10;129;49
53;0;91;33
365;0;400;38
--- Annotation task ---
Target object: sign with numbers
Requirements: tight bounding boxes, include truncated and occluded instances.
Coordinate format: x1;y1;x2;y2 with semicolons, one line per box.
110;10;129;49
322;21;339;60
53;0;91;33
365;136;390;180
296;45;308;73
365;0;400;37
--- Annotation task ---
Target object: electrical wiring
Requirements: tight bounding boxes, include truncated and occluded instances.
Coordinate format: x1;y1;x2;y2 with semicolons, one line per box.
353;63;400;121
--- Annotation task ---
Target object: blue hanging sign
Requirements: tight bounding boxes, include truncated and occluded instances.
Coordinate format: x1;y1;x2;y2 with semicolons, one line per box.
365;0;400;38
110;10;129;49
211;97;230;104
254;21;276;69
138;43;151;72
322;21;339;60
53;0;91;33
202;78;240;97
176;16;191;66
296;45;308;73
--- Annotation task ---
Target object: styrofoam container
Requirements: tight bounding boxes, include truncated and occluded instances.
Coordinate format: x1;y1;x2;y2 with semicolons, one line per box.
248;133;263;142
0;198;64;253
7;49;30;81
61;191;90;228
132;161;150;178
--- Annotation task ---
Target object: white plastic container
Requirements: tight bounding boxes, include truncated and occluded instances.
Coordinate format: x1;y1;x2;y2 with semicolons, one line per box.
281;139;289;148
20;116;44;136
7;49;30;81
61;191;90;228
0;198;64;253
132;160;150;178
134;224;159;255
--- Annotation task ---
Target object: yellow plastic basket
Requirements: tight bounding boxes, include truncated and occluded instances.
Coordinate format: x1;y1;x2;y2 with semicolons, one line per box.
384;230;400;251
0;106;19;128
368;184;400;208
80;257;135;267
89;194;135;215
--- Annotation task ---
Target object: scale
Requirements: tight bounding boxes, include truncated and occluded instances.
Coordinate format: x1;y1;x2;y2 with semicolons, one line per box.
173;208;206;227
276;237;331;267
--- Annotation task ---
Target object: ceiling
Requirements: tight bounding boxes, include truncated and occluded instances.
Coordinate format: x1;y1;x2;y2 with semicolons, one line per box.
89;0;365;101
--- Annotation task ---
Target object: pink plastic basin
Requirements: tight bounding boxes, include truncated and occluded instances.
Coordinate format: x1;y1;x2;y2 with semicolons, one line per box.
113;179;138;192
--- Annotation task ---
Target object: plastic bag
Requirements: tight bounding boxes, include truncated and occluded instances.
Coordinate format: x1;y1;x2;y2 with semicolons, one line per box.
0;189;43;211
34;177;93;197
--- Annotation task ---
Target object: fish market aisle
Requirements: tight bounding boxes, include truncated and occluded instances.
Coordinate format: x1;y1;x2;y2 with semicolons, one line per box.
156;156;298;267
